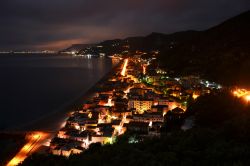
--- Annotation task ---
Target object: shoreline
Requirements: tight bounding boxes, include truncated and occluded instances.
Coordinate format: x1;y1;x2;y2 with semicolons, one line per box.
9;59;122;132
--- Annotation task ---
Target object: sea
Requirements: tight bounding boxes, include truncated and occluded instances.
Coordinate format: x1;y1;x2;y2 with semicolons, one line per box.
0;54;118;131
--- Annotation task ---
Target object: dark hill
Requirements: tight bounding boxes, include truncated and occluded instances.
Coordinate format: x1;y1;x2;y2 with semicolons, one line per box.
62;10;250;87
158;10;250;87
61;44;94;52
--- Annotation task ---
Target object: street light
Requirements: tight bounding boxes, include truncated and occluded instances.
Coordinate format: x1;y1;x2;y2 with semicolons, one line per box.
245;95;250;104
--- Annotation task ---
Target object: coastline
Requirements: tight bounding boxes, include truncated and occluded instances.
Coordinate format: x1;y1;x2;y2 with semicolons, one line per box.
12;59;122;132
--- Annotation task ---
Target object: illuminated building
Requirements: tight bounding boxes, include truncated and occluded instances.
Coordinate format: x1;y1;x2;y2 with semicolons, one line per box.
128;99;153;114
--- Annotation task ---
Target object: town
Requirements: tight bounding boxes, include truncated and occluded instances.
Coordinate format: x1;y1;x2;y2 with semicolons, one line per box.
49;56;222;157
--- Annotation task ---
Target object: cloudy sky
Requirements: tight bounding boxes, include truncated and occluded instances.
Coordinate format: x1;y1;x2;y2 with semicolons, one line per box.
0;0;249;50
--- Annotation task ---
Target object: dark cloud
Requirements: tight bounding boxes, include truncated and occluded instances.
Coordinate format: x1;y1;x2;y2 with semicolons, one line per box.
0;0;249;50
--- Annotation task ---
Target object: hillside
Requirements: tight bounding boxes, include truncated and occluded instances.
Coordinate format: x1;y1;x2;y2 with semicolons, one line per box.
61;44;94;53
109;10;250;87
63;10;250;86
158;10;250;87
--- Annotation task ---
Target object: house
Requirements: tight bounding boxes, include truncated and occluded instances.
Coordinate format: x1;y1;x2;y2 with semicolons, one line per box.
151;105;168;113
111;109;132;119
51;147;61;156
128;99;153;114
61;146;72;157
71;146;85;155
90;125;115;145
132;112;164;123
51;139;83;157
113;97;128;110
165;107;185;121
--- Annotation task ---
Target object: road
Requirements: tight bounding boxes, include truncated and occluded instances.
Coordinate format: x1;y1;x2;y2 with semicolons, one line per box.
6;131;53;166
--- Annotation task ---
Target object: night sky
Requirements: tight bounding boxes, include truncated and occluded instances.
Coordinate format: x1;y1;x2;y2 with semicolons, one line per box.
0;0;249;51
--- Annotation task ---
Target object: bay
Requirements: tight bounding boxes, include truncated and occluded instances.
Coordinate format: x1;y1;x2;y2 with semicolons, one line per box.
0;54;116;131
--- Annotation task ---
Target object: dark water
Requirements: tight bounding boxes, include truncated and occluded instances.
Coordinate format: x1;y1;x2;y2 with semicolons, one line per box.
0;54;116;131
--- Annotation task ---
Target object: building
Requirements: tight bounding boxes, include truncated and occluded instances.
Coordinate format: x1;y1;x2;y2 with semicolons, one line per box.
128;99;153;114
132;112;164;123
151;105;168;113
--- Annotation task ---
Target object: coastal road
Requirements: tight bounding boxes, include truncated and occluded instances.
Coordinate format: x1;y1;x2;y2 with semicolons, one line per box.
6;131;54;166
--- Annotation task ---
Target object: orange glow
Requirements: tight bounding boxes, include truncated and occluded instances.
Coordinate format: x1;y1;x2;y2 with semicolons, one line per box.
104;98;113;107
233;89;248;98
245;95;250;102
32;134;40;140
169;103;178;110
88;112;92;119
142;65;146;75
7;132;52;166
192;93;200;100
121;59;128;76
7;158;20;166
233;88;250;104
124;87;130;94
34;38;84;51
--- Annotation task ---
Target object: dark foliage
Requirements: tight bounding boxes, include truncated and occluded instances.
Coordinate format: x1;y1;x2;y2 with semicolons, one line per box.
187;91;250;128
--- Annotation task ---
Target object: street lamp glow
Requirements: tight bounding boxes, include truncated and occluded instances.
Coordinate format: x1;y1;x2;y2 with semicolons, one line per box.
7;157;21;166
121;59;128;76
143;65;146;75
33;134;40;139
245;95;250;102
192;93;199;100
233;89;248;98
7;132;49;166
104;98;113;107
